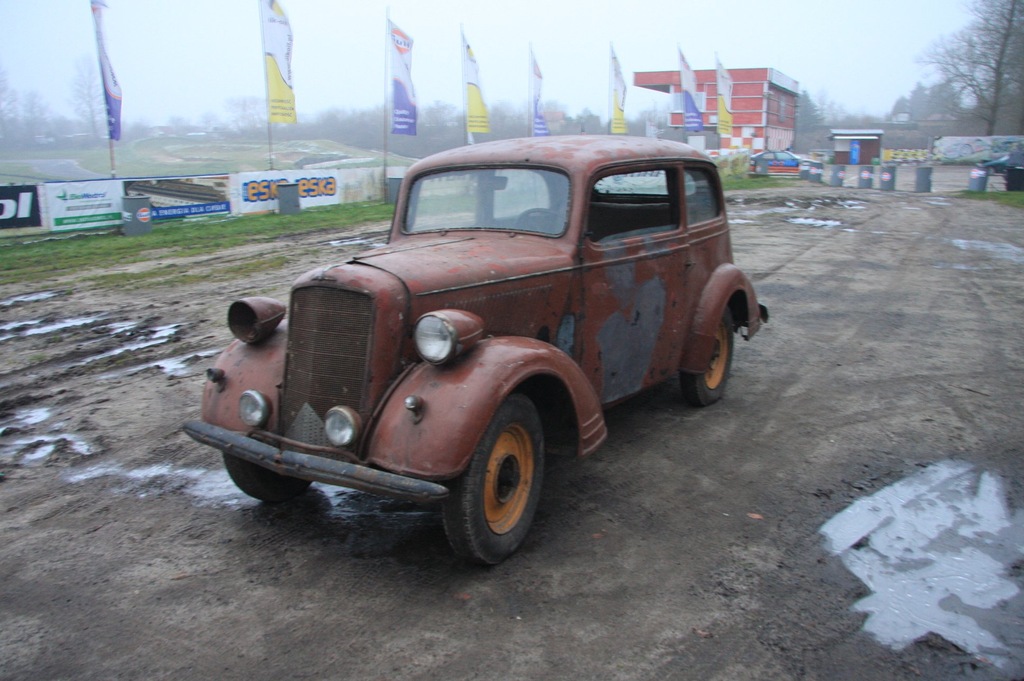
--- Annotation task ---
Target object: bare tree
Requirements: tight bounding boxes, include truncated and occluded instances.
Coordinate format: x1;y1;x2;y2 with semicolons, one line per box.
20;91;52;141
922;0;1023;134
70;56;103;137
225;96;266;134
0;62;18;143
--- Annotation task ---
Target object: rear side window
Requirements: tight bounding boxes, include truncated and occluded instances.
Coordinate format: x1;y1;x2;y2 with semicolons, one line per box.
586;169;677;242
684;168;720;225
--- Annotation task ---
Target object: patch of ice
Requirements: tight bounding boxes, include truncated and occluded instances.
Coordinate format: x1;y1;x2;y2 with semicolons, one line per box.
821;461;1024;673
64;462;256;507
0;291;61;307
98;348;219;380
950;239;1024;265
787;218;843;228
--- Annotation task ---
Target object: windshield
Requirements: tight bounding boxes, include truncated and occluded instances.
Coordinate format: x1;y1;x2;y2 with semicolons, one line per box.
405;168;569;236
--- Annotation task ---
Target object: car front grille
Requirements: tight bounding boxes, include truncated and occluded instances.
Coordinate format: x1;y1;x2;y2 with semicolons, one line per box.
281;286;372;449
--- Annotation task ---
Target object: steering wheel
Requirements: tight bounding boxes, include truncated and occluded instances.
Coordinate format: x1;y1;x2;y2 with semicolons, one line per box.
516;208;559;233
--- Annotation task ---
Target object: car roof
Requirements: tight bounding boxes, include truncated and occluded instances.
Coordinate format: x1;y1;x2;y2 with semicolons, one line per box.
406;135;712;176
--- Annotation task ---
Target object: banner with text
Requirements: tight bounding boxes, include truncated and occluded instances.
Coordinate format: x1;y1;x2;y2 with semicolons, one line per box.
44;180;124;231
232;168;382;214
123;176;231;220
0;185;42;229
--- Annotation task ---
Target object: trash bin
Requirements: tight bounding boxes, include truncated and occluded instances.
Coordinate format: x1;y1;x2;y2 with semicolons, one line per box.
829;165;846;187
968;166;989;192
121;196;153;236
277;182;300;214
799;161;810;181
858;166;874;189
387;177;402;204
809;161;824;184
914;166;932;193
1007;167;1024;192
879;165;897;191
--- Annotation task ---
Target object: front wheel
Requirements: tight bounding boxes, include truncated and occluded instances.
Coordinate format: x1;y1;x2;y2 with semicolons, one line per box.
222;453;312;503
681;307;734;407
443;393;544;565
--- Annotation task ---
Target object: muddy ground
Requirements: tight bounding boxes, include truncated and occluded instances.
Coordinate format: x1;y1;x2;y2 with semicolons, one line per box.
1;175;1022;680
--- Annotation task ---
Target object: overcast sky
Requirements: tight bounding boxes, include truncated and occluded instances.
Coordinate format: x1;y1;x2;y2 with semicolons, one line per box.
1;0;973;127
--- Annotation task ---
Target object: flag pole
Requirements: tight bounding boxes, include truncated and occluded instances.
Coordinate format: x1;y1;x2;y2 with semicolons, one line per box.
258;0;275;170
461;26;470;145
382;9;390;201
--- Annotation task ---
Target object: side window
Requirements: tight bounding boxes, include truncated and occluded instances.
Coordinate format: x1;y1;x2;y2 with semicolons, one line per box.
586;169;677;242
684;167;720;225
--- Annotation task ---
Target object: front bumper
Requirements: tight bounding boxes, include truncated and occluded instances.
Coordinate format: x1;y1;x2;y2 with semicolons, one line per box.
183;420;449;504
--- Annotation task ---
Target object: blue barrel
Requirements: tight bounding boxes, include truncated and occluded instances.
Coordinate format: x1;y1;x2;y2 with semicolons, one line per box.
968;166;988;192
914;166;932;193
829;165;846;187
809;161;824;184
879;166;897;191
858;166;874;189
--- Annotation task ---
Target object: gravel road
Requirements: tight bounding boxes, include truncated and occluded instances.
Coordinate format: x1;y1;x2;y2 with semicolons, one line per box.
1;180;1022;680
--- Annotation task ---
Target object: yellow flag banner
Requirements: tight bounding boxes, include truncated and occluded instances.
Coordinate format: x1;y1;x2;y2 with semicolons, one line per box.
463;32;490;134
609;46;627;134
262;0;296;124
715;57;732;138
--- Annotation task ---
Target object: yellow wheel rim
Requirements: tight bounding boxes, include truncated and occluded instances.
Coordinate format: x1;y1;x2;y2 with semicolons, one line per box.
705;319;730;390
483;424;535;535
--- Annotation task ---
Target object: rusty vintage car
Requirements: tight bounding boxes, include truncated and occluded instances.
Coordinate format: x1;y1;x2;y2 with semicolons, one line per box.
184;136;768;564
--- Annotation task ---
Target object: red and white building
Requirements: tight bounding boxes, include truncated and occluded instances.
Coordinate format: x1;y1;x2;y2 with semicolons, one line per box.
634;67;799;153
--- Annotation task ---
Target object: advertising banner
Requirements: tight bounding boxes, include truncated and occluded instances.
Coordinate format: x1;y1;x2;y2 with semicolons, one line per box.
389;20;417;136
932;136;1024;164
0;185;42;229
233;169;344;214
530;49;549;137
462;31;490;135
44;180;123;231
123;176;231;220
261;0;297;124
609;46;627;135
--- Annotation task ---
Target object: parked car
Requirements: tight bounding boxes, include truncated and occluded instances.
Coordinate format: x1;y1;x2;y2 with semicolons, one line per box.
184;136;769;564
981;155;1009;175
749;150;802;176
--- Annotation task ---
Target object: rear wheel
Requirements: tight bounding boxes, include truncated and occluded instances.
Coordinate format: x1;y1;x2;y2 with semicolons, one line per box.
222;453;311;503
681;307;734;407
443;394;544;565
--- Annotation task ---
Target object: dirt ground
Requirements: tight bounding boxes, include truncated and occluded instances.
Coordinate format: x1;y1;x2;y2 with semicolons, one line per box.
2;172;1022;680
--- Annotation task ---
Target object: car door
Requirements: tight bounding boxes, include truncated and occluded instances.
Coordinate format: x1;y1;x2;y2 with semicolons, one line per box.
577;164;690;405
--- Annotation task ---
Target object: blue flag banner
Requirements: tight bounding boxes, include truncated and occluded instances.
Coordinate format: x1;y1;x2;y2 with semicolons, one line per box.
90;0;122;141
531;50;549;137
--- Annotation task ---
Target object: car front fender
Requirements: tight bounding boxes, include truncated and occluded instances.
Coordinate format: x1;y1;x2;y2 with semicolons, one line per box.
366;336;607;480
200;329;288;433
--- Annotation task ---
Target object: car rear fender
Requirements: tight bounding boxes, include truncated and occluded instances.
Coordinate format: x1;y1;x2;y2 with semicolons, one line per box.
679;264;764;374
366;336;607;480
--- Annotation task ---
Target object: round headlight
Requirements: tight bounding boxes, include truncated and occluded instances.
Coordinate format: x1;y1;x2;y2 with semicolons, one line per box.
414;314;457;364
239;390;270;428
324;406;362;448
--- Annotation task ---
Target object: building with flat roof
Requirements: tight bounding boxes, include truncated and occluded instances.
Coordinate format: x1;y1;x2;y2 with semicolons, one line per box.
635;68;798;154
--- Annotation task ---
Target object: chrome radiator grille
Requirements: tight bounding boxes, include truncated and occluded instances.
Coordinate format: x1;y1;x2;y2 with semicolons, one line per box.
282;286;372;446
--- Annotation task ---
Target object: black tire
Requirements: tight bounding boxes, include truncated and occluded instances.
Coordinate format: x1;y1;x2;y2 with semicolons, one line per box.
443;393;544;565
222;453;311;503
681;307;734;407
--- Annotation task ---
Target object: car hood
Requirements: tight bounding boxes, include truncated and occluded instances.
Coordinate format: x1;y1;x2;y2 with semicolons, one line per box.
301;233;576;297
